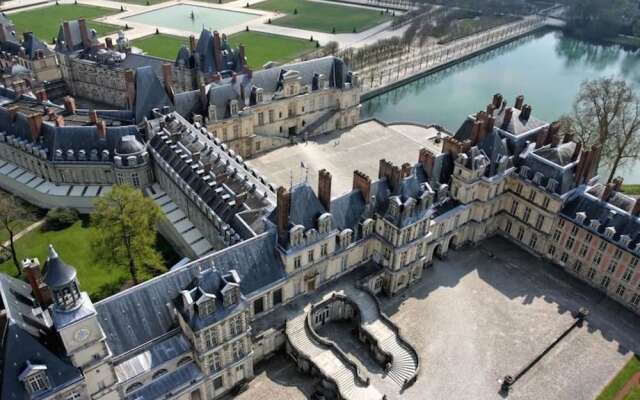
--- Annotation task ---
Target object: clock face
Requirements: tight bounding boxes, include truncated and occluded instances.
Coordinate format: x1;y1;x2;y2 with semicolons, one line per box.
74;328;91;343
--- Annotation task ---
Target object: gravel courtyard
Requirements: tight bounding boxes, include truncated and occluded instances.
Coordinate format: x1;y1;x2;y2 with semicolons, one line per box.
237;236;640;400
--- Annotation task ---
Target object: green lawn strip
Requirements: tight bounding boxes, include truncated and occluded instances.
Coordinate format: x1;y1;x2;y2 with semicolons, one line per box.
254;0;390;33
626;386;640;400
621;185;640;195
132;31;317;69
131;34;187;61
229;31;317;69
10;4;121;43
0;219;173;301
597;355;640;400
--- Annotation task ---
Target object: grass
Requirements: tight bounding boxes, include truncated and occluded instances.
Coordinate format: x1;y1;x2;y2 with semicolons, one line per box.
253;0;391;33
622;185;640;195
597;355;640;400
0;190;42;244
132;31;317;69
0;217;178;301
9;4;121;43
437;15;518;44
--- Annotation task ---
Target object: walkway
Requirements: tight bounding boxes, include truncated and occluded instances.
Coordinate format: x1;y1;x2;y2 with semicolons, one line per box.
1;219;44;249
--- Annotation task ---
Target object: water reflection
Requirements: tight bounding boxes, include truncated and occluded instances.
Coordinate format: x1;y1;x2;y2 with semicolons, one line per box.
361;30;640;182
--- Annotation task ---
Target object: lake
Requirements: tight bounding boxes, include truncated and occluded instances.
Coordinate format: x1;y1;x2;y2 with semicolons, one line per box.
361;30;640;183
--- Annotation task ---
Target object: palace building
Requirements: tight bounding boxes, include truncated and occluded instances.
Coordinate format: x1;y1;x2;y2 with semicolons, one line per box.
1;92;639;400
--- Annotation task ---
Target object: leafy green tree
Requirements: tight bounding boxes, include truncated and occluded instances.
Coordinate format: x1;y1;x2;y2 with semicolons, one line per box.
91;185;164;285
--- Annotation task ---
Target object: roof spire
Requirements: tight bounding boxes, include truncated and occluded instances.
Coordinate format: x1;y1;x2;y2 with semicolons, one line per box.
48;244;58;260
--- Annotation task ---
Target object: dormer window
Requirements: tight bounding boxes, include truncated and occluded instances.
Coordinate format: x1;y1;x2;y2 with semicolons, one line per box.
575;212;587;224
289;225;305;247
318;213;332;233
519;166;530;179
19;363;50;395
605;227;616;239
340;229;353;247
256;88;264;103
533;172;544;185
362;218;374;236
546;179;558;192
197;294;216;317
230;100;239;116
590;220;601;230
222;284;239;308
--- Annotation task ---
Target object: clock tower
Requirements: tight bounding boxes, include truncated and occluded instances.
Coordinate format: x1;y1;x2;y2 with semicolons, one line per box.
44;245;119;400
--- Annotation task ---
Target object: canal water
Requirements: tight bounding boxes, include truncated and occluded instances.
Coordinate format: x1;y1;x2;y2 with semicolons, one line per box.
361;30;640;183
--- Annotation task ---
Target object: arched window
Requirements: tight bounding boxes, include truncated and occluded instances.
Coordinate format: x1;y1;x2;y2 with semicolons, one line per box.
125;382;143;394
177;356;193;367
152;369;168;380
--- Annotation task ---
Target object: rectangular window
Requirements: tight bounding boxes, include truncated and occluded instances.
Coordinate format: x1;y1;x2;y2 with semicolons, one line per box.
273;288;283;305
631;294;640;307
613;248;623;259
505;220;513;234
529;234;537;249
535;215;544;230
253;297;264;315
510;201;518;215
516;227;524;241
307;250;314;263
214;376;224;389
516;183;523;194
320;243;328;257
573;261;582;273
258;112;264;126
600;276;610;289
558;219;565;228
593;252;602;266
528;190;536;202
553;229;561;241
523;207;531;223
542;197;550;209
294;256;301;269
587;268;596;280
599;241;607;251
268;110;275;123
341;255;348;271
615;285;626;297
607;261;617;274
622;268;634;282
548;245;556;256
584;233;593;243
560;252;568;264
565;237;575;250
579;244;588;257
571;225;579;235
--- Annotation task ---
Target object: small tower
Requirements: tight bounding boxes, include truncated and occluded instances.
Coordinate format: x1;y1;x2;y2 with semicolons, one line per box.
44;245;118;398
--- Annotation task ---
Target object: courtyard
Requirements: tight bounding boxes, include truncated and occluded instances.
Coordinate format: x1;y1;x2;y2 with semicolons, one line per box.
236;237;640;400
247;120;444;196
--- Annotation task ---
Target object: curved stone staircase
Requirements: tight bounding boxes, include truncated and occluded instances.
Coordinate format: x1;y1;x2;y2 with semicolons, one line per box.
286;313;382;400
344;287;419;388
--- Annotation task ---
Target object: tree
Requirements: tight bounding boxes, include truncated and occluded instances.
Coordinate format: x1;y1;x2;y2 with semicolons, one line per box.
0;195;29;275
91;185;164;285
561;77;639;182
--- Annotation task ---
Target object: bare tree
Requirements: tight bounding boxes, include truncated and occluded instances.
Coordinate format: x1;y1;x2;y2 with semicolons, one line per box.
605;96;640;183
561;77;637;182
0;194;29;275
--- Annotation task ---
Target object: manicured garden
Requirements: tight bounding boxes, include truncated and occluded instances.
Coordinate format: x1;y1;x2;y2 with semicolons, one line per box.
132;31;317;69
622;184;640;195
597;355;640;400
9;4;121;43
253;0;391;33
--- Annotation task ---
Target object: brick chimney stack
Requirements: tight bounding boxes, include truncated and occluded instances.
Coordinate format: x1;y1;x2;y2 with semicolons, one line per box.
63;96;76;114
419;148;435;177
520;104;532;120
318;169;332;211
78;19;90;49
63;21;73;50
353;170;371;202
401;162;412;178
35;89;47;102
379;159;401;193
21;258;52;308
162;63;174;100
89;109;98;124
502;107;513;128
632;198;640;217
492;93;503;109
535;127;548;148
27;113;43;142
124;69;136;109
96;120;107;139
514;95;525;110
276;187;291;241
571;141;582;161
212;31;223;71
189;35;197;52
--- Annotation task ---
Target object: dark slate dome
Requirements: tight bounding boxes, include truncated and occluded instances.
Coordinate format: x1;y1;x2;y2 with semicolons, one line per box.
116;135;145;155
43;245;76;289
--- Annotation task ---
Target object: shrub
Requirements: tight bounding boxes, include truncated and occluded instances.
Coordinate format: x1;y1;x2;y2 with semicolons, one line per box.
45;208;79;231
294;8;298;14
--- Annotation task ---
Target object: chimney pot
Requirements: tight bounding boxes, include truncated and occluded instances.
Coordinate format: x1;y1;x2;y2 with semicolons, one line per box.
63;96;76;114
318;169;332;211
514;95;525;110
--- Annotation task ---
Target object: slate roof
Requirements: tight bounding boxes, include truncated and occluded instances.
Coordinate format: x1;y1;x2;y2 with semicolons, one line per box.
22;32;52;59
560;188;640;251
94;232;284;357
534;142;577;166
123;362;203;400
0;274;81;400
54;20;100;53
289;184;327;229
134;66;173;123
42;245;76;289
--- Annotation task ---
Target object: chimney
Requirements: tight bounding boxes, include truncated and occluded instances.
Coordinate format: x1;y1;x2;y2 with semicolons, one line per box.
21;258;52;308
35;89;47;102
486;104;495;116
571;141;581;161
492;93;503;109
318;169;332;211
78;19;90;48
548;121;561;146
502;107;513;128
55;114;64;127
514;95;525;110
125;69;136;109
162;63;174;100
212;31;223;71
353;170;371;203
276;187;290;240
89;109;98;124
470;120;482;144
27;113;43;141
189;35;196;52
238;44;246;66
551;132;561;147
105;37;113;49
602;183;613;202
96;120;107;139
612;176;624;192
199;82;208;114
401;162;412;178
419;148;435;176
632;198;640;217
63;96;76;114
520;104;532;120
378;159;402;192
486;115;495;133
476;119;487;143
63;21;73;50
6;105;18;121
535;127;548;148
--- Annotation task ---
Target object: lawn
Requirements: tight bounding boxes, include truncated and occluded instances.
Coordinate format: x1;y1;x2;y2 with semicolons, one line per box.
0;218;177;301
132;31;317;69
622;185;640;196
9;4;121;43
0;190;42;244
253;0;391;33
597;355;640;400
